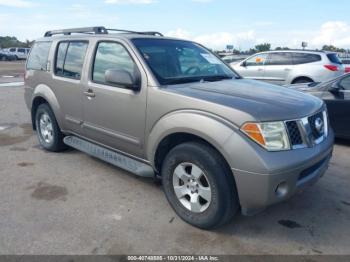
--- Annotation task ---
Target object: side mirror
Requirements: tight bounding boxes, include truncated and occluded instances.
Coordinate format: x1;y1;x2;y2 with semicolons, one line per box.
105;69;141;91
241;61;247;67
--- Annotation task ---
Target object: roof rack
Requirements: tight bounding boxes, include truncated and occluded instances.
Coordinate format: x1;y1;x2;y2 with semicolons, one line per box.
44;26;163;37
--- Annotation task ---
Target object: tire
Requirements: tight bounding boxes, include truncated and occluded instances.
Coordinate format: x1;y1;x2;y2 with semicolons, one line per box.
35;103;67;152
161;142;239;229
0;56;6;61
13;55;18;61
292;77;313;84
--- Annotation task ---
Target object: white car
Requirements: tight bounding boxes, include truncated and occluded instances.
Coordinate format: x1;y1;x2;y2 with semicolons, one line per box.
5;47;30;60
231;50;345;85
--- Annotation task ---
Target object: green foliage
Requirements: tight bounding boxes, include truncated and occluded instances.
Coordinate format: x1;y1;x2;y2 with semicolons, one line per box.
275;46;290;50
322;45;346;53
254;43;271;52
0;36;33;49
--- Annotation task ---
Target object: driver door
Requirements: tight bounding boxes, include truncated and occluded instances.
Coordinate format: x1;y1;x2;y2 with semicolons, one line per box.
238;53;268;80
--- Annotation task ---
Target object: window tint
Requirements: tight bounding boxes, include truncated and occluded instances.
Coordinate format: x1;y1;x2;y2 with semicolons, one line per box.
9;48;15;52
245;53;268;66
293;53;321;64
339;75;350;90
18;48;25;53
327;53;342;65
92;42;136;85
266;52;293;65
26;42;52;71
55;41;88;79
55;42;68;76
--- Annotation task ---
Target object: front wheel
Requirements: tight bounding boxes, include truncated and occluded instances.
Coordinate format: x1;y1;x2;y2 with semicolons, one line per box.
35;103;67;152
161;142;239;229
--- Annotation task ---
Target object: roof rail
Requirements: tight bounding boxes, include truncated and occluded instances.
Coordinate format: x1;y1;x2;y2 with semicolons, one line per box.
44;26;108;37
44;26;163;37
106;29;163;36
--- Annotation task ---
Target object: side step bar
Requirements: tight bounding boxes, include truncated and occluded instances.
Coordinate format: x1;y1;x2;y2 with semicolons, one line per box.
63;136;154;178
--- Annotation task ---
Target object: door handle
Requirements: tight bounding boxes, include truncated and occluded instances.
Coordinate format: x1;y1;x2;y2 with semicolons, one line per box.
84;89;95;98
258;68;264;71
284;68;292;71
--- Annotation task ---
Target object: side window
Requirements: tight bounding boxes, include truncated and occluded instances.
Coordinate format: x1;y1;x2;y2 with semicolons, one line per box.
266;52;293;65
245;53;268;66
339;75;350;90
9;48;16;52
55;41;88;79
18;48;25;53
55;42;68;76
26;42;52;71
293;53;321;64
92;42;136;86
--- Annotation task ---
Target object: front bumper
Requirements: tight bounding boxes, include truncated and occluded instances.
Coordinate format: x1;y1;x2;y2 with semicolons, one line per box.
224;128;334;215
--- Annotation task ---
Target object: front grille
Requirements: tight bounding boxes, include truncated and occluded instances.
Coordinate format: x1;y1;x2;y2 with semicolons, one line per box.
284;109;327;150
308;111;324;140
286;121;303;146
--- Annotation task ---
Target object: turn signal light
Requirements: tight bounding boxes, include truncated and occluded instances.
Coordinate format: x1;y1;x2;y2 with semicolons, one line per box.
241;123;266;146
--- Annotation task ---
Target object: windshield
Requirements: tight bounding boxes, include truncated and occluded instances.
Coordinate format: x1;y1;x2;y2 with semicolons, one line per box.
131;38;237;85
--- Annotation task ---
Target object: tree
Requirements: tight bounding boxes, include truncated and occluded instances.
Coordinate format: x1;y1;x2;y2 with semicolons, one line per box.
0;36;32;49
254;43;271;52
275;46;290;50
322;45;345;53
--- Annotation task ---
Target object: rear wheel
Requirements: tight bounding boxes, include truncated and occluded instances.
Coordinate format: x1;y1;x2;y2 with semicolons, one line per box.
35;103;67;152
161;142;239;229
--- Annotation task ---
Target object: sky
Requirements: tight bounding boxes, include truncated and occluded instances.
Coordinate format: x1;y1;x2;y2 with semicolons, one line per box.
0;0;350;50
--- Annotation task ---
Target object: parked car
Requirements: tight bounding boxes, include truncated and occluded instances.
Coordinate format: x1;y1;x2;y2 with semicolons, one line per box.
24;27;333;229
0;49;16;61
340;58;350;73
232;50;345;85
286;74;350;139
5;47;30;60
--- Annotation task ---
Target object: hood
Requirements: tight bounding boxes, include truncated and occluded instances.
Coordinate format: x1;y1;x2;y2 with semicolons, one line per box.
164;79;323;122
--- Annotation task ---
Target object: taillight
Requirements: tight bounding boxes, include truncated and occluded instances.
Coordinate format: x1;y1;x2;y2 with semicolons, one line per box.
345;67;350;73
324;65;338;71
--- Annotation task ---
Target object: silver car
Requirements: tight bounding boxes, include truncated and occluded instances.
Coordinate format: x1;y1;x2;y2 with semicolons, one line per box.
24;27;334;229
232;50;345;85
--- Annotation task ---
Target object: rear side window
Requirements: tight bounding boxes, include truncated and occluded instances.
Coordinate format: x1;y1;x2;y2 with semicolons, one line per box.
9;48;15;52
293;53;321;64
18;48;25;53
92;41;136;85
266;52;293;65
327;53;342;65
55;41;88;79
26;42;52;71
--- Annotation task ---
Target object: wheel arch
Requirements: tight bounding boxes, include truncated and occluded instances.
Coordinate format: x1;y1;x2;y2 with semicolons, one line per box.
31;84;63;130
291;76;314;84
147;110;238;174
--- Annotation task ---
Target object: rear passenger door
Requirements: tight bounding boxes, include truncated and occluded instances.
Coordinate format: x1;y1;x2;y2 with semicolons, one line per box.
51;40;89;134
264;52;293;85
82;40;147;158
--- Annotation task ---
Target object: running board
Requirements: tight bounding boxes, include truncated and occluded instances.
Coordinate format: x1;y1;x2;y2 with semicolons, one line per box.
63;136;154;178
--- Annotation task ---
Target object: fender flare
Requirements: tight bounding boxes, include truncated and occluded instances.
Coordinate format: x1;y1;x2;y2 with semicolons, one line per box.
146;110;239;170
31;84;63;128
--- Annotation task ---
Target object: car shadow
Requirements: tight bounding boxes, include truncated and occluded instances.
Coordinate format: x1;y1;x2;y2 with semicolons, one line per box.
335;138;350;146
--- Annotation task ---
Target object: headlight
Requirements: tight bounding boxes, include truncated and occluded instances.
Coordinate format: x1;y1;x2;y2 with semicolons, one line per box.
241;121;290;151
